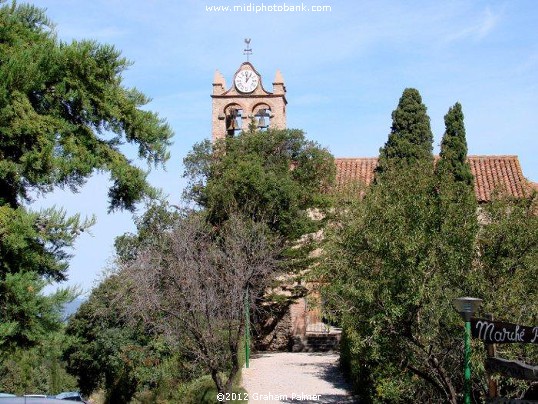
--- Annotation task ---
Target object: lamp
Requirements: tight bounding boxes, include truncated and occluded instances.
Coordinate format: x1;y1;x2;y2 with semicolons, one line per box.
452;297;482;322
452;297;482;404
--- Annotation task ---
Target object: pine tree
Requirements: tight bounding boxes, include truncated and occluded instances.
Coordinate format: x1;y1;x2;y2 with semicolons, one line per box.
0;3;172;211
0;2;172;353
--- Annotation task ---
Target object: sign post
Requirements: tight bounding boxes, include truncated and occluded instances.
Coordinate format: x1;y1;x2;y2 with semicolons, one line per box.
470;314;538;400
484;313;498;399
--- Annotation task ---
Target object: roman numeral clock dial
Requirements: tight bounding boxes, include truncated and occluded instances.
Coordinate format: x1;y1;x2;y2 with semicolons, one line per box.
234;69;259;93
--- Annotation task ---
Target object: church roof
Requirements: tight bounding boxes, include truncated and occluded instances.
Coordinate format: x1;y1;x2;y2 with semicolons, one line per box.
335;155;533;202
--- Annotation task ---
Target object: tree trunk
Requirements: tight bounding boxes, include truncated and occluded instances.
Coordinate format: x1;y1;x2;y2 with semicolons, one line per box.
428;355;458;404
211;370;226;403
225;343;241;397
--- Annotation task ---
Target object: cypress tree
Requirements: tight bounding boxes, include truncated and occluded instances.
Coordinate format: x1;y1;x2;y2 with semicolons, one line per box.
377;88;434;175
435;102;474;186
321;90;462;401
435;102;477;280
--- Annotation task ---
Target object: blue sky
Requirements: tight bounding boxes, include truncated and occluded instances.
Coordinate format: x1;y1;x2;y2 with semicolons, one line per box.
33;0;538;294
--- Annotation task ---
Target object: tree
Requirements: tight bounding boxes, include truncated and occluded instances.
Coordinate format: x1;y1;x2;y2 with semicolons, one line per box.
377;88;433;175
322;93;538;402
0;2;172;212
0;1;172;353
64;275;178;403
117;213;281;400
65;204;203;403
114;201;180;264
183;129;335;351
436;103;473;186
435;103;478;288
320;91;475;402
0;329;78;395
183;129;335;242
323;164;469;402
472;193;538;399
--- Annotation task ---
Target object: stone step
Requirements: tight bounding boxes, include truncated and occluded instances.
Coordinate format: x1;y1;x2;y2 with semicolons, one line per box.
291;332;341;352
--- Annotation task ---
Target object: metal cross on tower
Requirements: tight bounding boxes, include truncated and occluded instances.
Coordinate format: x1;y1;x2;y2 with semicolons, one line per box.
243;38;252;62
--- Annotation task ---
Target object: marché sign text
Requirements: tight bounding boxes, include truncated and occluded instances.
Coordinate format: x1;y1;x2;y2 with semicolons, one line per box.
471;318;538;344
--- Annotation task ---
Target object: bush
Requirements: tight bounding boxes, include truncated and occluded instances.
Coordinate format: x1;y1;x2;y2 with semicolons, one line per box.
176;375;248;404
0;332;77;395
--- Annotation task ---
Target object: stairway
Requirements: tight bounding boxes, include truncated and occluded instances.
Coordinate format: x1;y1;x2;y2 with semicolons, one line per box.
291;323;342;352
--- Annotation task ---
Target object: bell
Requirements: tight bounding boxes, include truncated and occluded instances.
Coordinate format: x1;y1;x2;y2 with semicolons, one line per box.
256;109;268;128
227;108;242;131
257;116;266;128
227;115;239;130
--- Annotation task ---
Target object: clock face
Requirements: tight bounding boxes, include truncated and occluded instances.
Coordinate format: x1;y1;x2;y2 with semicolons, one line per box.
234;69;259;93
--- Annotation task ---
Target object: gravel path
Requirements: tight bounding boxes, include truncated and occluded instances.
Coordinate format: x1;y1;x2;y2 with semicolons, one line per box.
241;352;358;403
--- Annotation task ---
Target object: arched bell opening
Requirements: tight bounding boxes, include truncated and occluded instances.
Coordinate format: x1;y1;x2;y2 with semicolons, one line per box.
252;104;272;131
223;104;243;137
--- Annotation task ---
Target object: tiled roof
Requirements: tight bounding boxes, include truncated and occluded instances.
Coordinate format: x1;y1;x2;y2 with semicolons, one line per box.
335;155;532;202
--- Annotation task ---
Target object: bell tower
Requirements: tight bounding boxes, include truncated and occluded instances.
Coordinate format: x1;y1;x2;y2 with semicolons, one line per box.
211;39;287;141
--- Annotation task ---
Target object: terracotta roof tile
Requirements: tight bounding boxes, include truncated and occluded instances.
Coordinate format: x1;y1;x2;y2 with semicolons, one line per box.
334;155;532;202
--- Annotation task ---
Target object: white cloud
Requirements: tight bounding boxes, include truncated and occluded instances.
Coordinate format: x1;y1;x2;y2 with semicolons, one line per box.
445;6;501;43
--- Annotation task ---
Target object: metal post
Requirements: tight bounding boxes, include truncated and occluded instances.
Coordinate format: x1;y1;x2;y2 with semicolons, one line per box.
452;297;482;404
244;287;250;369
464;320;471;404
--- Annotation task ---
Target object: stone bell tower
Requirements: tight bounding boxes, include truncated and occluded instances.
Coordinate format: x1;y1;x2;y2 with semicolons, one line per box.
211;40;287;141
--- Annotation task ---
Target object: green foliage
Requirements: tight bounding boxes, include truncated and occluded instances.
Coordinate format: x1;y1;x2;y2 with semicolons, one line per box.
183;129;335;241
116;212;280;397
475;194;538;323
323;163;468;402
64;269;205;402
0;271;75;351
0;1;172;376
471;194;538;399
377;88;433;174
114;201;180;264
182;129;335;365
435;103;478;287
0;205;95;281
321;92;475;402
177;375;248;404
322;92;537;402
436;102;474;186
0;1;172;211
0;330;78;395
64;275;182;402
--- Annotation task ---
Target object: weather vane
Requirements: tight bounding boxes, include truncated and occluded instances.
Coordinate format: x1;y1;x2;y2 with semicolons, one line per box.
243;38;252;62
